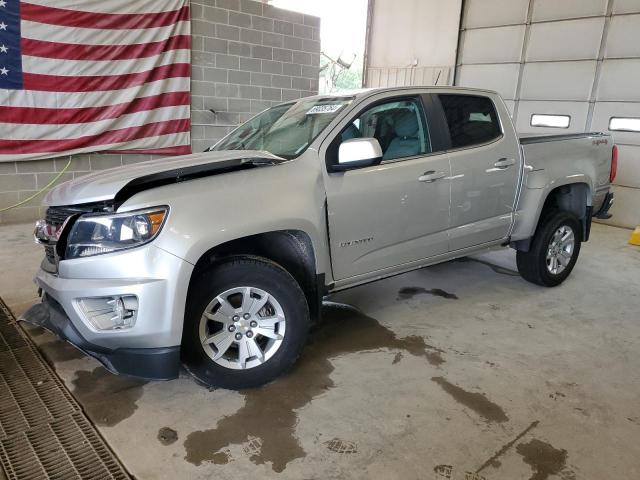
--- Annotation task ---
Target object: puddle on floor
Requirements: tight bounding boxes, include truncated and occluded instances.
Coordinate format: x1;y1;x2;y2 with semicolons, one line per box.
516;439;572;480
72;366;148;427
23;325;47;337
397;286;459;300
39;340;86;366
456;257;520;277
475;420;540;474
184;301;437;472
158;427;179;446
431;376;509;423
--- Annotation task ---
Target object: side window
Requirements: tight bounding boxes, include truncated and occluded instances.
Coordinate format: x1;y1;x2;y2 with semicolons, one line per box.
438;94;502;149
339;98;431;161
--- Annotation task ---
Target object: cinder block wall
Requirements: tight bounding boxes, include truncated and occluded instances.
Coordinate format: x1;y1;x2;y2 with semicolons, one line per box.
0;0;320;225
190;0;321;152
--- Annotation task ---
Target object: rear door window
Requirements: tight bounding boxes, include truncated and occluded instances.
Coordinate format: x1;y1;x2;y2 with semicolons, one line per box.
438;94;502;149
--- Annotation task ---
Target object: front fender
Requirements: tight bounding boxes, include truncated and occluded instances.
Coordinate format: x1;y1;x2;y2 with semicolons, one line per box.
118;155;331;276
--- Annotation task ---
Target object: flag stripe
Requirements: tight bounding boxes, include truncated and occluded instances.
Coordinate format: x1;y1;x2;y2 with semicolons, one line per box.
21;2;190;30
22;0;189;15
0;132;191;161
106;145;192;155
21;19;192;46
0;119;190;154
22;63;191;92
4;105;189;140
0;77;189;108
80;132;192;153
21;35;191;61
22;48;190;76
0;92;190;125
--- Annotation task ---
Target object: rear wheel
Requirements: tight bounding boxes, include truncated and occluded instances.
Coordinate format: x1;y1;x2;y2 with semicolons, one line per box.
516;210;582;287
182;256;310;389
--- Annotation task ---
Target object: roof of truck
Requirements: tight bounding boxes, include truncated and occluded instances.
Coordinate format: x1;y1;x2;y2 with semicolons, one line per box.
297;85;500;102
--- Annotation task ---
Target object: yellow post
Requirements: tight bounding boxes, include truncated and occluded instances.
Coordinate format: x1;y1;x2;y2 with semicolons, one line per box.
630;227;640;246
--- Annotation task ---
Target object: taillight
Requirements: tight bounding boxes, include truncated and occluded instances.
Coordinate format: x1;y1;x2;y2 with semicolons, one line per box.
610;145;618;183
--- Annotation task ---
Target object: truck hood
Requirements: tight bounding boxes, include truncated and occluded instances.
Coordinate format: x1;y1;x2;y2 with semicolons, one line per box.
43;150;285;206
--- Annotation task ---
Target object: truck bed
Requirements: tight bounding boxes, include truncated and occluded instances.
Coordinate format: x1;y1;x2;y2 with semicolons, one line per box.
518;131;613;218
519;131;608;145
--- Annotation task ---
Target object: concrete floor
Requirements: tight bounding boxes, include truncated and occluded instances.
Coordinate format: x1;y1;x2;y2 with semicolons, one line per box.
1;221;639;480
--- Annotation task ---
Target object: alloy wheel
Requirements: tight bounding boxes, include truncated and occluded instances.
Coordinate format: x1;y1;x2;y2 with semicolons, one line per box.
546;225;575;275
198;286;286;370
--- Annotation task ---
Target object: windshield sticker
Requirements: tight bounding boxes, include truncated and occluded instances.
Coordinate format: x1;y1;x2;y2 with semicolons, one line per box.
306;104;344;115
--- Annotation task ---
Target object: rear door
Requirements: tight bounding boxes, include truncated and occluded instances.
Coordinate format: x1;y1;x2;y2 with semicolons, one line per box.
323;93;451;281
434;93;521;251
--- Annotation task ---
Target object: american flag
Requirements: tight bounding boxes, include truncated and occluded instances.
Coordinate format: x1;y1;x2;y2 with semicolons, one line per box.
0;0;192;161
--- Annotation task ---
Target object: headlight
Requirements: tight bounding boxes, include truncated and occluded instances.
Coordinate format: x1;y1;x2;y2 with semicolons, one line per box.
65;207;168;259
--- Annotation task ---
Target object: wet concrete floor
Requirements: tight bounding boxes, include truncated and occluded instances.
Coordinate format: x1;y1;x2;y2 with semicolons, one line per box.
3;222;640;480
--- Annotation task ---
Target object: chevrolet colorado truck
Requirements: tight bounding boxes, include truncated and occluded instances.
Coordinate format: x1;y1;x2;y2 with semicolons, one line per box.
23;87;616;389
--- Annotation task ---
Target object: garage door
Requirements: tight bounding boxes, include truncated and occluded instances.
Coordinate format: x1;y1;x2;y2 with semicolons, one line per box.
455;0;640;229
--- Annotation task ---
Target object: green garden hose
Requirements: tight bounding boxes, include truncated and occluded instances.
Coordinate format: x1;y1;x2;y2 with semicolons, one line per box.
0;159;72;213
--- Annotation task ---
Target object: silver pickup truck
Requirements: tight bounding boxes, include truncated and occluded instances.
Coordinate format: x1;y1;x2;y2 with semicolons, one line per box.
23;86;616;388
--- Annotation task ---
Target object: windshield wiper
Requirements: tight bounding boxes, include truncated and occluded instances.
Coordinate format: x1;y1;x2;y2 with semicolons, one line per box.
249;153;288;164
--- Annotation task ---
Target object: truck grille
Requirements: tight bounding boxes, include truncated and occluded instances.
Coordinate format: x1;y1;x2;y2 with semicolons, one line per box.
45;203;110;229
44;246;56;265
45;206;79;229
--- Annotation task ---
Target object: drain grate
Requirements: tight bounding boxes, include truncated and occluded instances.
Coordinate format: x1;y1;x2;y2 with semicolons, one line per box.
0;298;130;480
0;413;130;480
0;348;77;439
0;318;28;353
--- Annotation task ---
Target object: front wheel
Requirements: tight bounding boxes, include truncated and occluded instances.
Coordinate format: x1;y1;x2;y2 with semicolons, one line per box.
182;256;310;389
516;210;582;287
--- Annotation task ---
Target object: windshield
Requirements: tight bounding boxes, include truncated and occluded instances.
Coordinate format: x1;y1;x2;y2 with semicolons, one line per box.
209;97;354;159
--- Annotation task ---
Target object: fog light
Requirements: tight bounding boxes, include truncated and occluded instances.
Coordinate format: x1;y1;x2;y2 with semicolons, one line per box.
76;295;138;331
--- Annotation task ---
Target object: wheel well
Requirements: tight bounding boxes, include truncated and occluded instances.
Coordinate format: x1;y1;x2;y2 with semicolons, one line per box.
513;183;592;252
541;183;591;221
190;230;323;322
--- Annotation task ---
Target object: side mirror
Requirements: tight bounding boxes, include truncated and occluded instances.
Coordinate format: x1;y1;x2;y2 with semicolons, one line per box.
334;138;383;171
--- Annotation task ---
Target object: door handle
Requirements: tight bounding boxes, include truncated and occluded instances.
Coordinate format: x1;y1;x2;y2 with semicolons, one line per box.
418;170;446;183
493;158;516;169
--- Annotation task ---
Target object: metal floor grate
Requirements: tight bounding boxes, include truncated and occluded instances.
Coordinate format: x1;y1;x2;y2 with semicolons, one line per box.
0;298;130;480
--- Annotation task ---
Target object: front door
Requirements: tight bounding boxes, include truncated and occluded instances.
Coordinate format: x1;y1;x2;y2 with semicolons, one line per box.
436;94;520;251
324;95;451;281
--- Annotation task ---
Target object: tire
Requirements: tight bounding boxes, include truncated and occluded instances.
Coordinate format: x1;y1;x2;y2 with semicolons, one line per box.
516;210;582;287
182;256;310;389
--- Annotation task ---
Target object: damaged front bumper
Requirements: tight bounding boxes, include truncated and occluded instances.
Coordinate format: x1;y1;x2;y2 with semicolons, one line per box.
22;295;180;380
21;243;194;381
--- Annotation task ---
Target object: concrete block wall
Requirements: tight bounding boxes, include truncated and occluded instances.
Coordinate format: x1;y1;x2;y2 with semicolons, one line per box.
0;154;152;224
190;0;321;152
0;0;320;225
